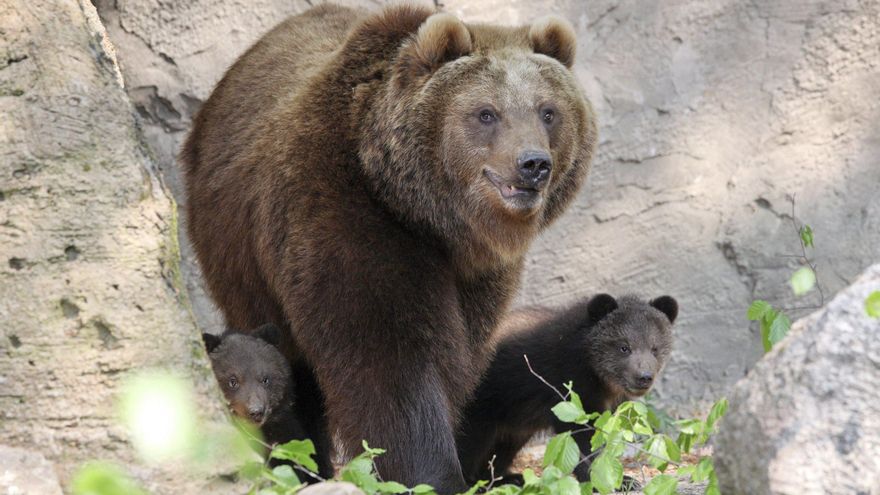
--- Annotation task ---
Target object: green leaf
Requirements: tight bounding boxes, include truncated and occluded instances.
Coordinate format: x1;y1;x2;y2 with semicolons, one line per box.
768;312;791;348
747;300;773;321
800;225;814;248
552;401;587;424
706;398;729;431
71;463;147;495
543;431;580;474
412;485;435;494
589;452;623;495
376;481;408;494
643;474;677;495
563;382;584;411
692;457;714;482
555;475;581;495
705;468;721;495
790;266;816;296
578;482;593;495
866;291;880;318
239;461;266;481
663;435;681;463
269;465;300;488
645;435;670;471
456;481;484;495
360;440;386;457
270;439;319;473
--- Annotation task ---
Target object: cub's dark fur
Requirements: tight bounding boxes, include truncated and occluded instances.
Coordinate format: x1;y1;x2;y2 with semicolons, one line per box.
457;294;678;483
203;324;333;478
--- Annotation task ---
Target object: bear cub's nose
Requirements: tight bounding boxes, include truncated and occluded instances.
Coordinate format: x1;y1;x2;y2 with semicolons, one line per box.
636;372;654;389
249;406;266;422
517;150;552;188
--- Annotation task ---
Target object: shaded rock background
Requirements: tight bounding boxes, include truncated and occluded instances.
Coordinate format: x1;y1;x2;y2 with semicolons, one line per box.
714;263;880;495
0;0;233;492
94;0;880;412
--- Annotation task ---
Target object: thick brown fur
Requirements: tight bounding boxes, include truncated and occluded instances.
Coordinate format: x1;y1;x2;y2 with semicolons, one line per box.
456;295;678;484
181;3;596;491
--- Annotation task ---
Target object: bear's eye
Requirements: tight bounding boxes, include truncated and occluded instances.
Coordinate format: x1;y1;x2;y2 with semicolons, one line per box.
652;346;658;355
479;109;497;124
261;376;270;386
542;109;555;124
619;344;630;354
228;377;238;389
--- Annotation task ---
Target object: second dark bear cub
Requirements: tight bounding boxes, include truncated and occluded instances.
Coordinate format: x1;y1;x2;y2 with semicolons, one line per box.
456;294;678;484
203;324;333;478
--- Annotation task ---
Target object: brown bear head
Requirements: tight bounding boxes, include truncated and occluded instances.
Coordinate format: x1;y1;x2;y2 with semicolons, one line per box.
359;8;597;270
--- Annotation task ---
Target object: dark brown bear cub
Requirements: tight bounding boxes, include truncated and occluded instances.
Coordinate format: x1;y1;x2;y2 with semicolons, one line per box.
456;294;678;484
203;324;333;478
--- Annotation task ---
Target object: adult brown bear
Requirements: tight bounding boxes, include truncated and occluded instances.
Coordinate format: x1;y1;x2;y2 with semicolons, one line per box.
181;3;596;492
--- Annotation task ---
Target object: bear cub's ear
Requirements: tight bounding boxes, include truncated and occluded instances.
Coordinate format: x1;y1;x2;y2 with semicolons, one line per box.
587;293;618;326
398;13;472;83
253;323;281;347
650;296;678;324
202;333;222;353
529;16;577;68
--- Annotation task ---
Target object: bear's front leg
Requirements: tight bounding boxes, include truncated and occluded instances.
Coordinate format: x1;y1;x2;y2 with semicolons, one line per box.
321;360;468;494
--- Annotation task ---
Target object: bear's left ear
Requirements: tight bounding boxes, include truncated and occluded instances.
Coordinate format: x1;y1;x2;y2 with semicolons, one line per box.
202;333;222;353
253;323;281;347
650;296;679;324
398;13;472;83
529;16;577;68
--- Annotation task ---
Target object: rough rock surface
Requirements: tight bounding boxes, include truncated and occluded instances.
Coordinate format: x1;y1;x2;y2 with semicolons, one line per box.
0;0;233;492
0;445;63;495
714;263;880;495
95;0;880;410
299;481;367;495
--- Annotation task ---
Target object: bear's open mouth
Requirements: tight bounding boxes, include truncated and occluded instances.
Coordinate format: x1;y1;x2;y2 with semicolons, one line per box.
483;168;539;200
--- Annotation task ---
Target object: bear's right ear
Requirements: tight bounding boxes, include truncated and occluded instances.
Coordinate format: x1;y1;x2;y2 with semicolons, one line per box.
397;13;472;84
202;333;221;353
253;323;281;347
587;293;618;326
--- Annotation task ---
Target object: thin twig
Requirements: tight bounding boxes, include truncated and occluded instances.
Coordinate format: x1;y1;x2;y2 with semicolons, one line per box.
524;355;566;401
777;195;824;313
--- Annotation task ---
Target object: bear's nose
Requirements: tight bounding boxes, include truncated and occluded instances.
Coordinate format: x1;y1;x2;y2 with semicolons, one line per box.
517;150;552;188
248;406;266;422
636;372;654;389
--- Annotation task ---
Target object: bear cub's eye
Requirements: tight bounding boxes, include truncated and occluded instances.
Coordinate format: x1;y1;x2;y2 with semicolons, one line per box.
619;344;630;354
261;376;270;386
542;109;555;124
479;109;497;124
228;377;238;389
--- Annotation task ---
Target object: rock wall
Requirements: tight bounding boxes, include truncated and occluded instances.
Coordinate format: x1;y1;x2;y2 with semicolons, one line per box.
95;0;880;411
0;0;228;491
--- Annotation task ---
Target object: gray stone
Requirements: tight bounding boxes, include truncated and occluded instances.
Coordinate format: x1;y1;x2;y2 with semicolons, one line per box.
714;263;880;495
299;481;366;495
95;0;880;411
0;445;63;495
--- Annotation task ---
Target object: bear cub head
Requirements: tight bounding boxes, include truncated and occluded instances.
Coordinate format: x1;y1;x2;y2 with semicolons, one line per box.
202;324;291;426
584;294;678;399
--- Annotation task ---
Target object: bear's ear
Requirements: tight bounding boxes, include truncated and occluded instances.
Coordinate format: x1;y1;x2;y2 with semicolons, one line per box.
202;333;222;353
253;323;281;347
398;13;472;83
651;296;678;324
587;293;618;326
529;16;577;68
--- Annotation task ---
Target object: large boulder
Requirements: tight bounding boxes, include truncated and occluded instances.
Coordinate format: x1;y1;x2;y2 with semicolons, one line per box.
714;263;880;494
